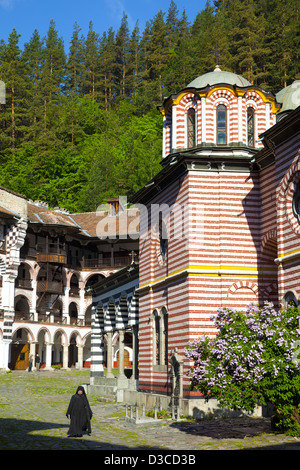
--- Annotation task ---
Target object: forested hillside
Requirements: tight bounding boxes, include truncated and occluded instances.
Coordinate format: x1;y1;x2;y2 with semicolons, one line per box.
0;0;298;212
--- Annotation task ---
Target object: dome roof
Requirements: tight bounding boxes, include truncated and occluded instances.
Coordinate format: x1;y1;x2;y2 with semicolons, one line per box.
187;66;251;89
276;80;300;113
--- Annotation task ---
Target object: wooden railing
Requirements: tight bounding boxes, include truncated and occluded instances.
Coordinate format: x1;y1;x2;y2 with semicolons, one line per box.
36;280;64;294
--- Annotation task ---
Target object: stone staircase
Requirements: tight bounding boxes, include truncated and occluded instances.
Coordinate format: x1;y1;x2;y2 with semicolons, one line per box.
87;377;118;402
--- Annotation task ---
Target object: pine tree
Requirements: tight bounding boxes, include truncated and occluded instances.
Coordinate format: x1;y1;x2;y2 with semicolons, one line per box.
66;21;85;97
98;28;115;110
83;21;100;100
127;21;140;103
145;11;168;102
0;29;29;153
114;12;130;101
22;29;44;145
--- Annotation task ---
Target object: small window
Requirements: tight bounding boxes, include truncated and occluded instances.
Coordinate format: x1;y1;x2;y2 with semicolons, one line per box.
247;107;255;147
159;218;168;262
187;108;196;148
217;105;226;145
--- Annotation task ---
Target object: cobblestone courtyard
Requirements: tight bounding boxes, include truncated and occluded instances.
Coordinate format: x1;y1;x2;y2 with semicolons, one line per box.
0;369;300;452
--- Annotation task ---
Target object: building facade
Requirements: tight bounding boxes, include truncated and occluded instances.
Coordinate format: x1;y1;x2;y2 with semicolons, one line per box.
108;68;299;415
0;191;139;371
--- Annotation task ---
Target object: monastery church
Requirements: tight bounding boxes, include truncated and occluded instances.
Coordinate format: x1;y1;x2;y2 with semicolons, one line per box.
0;66;300;416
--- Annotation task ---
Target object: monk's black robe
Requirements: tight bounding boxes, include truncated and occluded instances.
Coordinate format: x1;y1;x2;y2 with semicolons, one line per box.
66;386;93;437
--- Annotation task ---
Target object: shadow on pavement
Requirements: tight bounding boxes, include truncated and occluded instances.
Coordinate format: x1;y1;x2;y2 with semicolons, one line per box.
169;416;273;439
0;417;149;450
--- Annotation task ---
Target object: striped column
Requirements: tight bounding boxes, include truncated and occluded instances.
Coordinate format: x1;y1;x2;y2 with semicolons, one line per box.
90;304;105;382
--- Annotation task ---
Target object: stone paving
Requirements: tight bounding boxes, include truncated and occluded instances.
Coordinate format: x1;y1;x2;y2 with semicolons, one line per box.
0;369;300;452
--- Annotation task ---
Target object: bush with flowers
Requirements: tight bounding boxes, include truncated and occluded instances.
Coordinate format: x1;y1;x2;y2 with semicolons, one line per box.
185;302;300;436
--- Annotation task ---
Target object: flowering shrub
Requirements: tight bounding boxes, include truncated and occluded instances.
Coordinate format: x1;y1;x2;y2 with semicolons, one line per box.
185;302;300;435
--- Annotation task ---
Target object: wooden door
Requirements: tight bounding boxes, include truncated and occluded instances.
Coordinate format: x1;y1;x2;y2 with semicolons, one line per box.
13;344;30;370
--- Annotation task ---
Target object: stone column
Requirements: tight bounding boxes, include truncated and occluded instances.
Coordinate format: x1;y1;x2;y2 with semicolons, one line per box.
62;343;69;369
29;341;37;370
44;342;53;370
79;288;85;325
130;325;138;386
77;344;83;369
118;329;125;378
63;287;70;325
31;280;38;321
0;340;11;370
106;331;114;378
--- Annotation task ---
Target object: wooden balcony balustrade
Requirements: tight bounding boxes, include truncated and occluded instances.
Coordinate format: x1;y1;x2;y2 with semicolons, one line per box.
36;243;67;264
81;255;137;268
15;278;32;289
12;311;91;326
14;312;34;322
36;280;64;294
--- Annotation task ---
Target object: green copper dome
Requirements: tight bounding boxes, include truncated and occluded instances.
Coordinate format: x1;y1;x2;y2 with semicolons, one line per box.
187;66;251;89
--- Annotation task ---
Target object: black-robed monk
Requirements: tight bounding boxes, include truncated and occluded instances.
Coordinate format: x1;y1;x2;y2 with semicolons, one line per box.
66;386;93;437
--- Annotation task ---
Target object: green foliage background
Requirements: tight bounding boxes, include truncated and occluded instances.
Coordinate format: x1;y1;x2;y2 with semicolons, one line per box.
0;0;299;212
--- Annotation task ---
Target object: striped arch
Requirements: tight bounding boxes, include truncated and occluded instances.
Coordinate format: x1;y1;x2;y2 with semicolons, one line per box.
14;291;32;309
276;151;300;204
177;93;200;149
276;152;300;235
261;228;278;252
227;280;259;297
261;282;278;301
209;88;236;107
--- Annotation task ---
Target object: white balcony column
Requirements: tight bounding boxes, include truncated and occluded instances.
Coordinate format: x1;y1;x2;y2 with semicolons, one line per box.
2;274;16;311
31;280;38;321
63;287;70;325
130;325;139;386
44;342;53;370
29;341;37;369
76;344;84;369
0;340;11;370
62;343;69;370
79;288;85;325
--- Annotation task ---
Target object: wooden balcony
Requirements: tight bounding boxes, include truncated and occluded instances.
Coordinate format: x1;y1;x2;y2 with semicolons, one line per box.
81;256;136;269
15;279;32;289
14;312;34;322
37;280;64;294
36;253;67;264
36;243;67;264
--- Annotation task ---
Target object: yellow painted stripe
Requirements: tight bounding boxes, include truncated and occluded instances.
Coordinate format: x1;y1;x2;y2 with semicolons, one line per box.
277;247;300;259
138;264;275;291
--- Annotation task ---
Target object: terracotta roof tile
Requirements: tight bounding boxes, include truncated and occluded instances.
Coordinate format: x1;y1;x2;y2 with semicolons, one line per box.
27;202;139;239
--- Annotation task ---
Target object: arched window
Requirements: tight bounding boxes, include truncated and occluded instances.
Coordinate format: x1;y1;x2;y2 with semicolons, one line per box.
247;107;255;147
217;104;227;145
293;182;300;224
187;108;196;148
